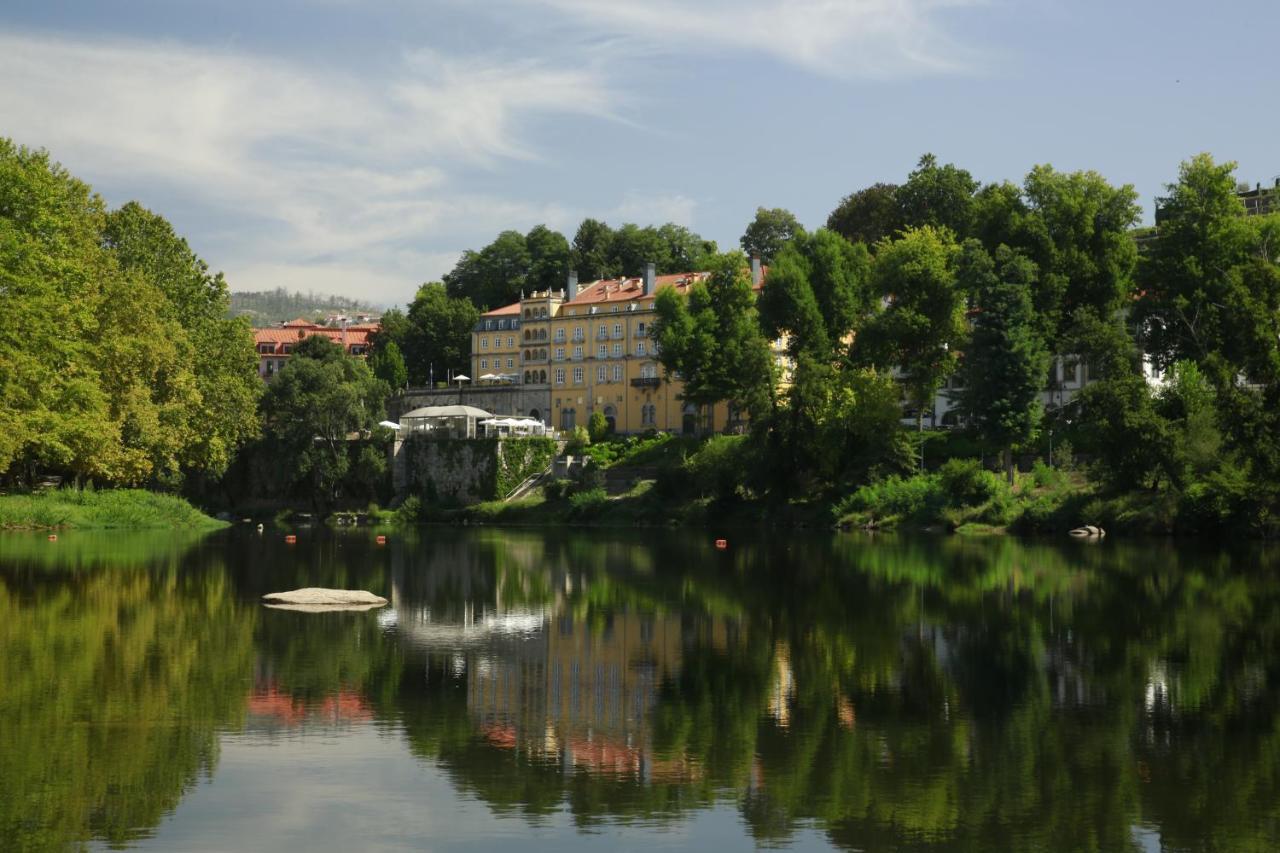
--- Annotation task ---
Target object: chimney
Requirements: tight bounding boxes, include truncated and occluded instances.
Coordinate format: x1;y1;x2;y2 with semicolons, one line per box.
643;262;656;296
567;270;578;301
750;255;762;288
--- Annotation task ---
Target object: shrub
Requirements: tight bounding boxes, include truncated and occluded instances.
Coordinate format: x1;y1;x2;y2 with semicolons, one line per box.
1029;460;1066;490
836;474;941;522
567;487;607;518
395;495;424;524
684;435;749;500
937;459;1004;507
588;410;610;443
566;425;591;454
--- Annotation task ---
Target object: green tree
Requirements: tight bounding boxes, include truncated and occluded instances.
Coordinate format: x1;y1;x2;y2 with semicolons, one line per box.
654;251;774;430
741;207;802;263
524;224;571;293
103;201;261;478
610;223;670;276
956;242;1051;482
443;230;530;309
571;218;617;281
657;222;716;271
369;339;408;390
401;283;480;385
587;409;610;443
826;183;902;247
897;153;978;236
759;228;873;360
260;335;387;507
855;227;967;436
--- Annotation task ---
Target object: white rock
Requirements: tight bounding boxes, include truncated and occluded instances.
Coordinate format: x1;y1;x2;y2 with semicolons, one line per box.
262;588;388;607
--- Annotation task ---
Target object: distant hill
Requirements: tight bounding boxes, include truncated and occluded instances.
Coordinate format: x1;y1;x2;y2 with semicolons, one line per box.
228;288;383;327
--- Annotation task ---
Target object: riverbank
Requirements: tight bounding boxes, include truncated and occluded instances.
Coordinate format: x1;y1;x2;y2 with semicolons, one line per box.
0;488;228;530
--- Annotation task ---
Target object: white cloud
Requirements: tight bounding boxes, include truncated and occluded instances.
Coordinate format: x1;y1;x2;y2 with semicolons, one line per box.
0;29;618;304
613;190;698;227
500;0;984;77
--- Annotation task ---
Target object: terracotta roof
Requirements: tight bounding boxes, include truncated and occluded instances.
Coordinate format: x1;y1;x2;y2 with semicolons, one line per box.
282;317;314;327
566;267;768;306
253;324;377;350
482;302;521;317
566;273;709;306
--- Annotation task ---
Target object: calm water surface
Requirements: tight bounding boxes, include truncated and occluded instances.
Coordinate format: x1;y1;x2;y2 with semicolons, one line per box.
2;527;1279;851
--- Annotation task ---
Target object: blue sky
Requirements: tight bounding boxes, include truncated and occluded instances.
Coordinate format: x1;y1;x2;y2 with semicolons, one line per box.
2;0;1277;306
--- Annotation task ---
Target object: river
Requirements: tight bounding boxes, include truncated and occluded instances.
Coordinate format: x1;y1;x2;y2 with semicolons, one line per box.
1;527;1277;851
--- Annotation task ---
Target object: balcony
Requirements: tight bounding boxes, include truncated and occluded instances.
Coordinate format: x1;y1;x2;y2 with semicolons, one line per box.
631;376;661;388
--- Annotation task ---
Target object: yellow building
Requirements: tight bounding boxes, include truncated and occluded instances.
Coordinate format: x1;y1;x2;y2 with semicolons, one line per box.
471;262;781;435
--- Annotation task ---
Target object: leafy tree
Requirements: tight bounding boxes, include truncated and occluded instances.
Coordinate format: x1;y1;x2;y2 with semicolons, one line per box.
103;201;261;478
956;242;1051;482
369;339;408;390
855;227;967;434
524;224;571;293
571;218;616;281
610;223;669;276
657;222;716;271
826;183;902;247
443;230;531;309
897;153;979;236
654;251;774;429
740;207;802;263
260;335;387;507
759;228;873;360
400;283;480;385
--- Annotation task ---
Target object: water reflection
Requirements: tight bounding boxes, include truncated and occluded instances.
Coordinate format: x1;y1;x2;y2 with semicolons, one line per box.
2;529;1279;850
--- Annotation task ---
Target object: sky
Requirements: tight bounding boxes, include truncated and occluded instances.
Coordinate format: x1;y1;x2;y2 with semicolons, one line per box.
2;0;1277;307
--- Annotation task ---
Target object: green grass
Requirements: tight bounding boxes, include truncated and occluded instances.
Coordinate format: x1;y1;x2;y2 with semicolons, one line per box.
0;488;227;530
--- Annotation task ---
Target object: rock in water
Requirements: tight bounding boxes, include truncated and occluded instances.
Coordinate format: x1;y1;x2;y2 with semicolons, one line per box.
261;588;388;608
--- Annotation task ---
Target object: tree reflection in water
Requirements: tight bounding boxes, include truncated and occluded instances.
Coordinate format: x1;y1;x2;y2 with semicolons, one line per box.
2;529;1279;850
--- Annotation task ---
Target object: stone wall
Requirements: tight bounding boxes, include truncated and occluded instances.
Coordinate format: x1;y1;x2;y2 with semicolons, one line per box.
395;435;558;505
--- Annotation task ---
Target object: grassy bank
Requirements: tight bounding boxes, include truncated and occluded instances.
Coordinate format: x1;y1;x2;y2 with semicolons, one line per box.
0;488;228;530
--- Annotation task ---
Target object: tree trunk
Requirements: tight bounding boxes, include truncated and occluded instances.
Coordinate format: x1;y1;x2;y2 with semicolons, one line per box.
1004;447;1015;485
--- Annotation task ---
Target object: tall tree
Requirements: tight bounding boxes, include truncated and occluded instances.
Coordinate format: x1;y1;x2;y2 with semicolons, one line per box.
260;335;387;507
400;283;480;385
653;251;774;428
368;339;408;390
740;207;802;263
897;154;979;236
956;242;1051;482
442;230;530;310
759;228;873;360
609;223;670;276
657;223;716;271
103;201;261;478
571;218;617;281
855;226;967;434
826;183;902;247
524;224;571;293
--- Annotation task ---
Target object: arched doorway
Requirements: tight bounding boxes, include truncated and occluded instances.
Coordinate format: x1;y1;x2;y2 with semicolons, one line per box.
603;405;616;434
682;403;698;435
530;409;541;423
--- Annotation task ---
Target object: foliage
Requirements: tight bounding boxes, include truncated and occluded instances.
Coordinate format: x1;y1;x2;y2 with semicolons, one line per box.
493;437;557;499
566;425;591;454
368;339;408;390
683;435;751;500
855;226;966;424
826;182;902;247
653;251;774;421
897;153;979;236
0;139;260;487
0;487;227;529
740;207;802;263
393;282;480;385
956;242;1051;479
566;486;608;517
587;410;610;443
259;335;388;508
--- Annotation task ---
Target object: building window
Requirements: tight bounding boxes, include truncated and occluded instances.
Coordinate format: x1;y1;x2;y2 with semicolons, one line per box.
612;365;623;382
598;344;608;359
637;321;646;336
640;362;657;379
573;367;584;384
636;341;646;357
555;347;565;361
572;328;584;342
480;359;488;369
507;336;514;347
613;323;622;337
573;346;583;360
555;328;565;342
597;365;607;383
612;343;622;357
481;337;488;349
506;358;514;368
555;368;565;385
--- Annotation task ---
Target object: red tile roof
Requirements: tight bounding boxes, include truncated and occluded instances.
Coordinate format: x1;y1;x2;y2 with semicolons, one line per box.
482;302;522;317
253;323;377;353
566;267;768;306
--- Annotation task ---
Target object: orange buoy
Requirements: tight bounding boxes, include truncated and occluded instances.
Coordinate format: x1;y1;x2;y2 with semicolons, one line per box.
48;534;58;541
715;539;727;550
285;534;297;544
376;535;387;545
